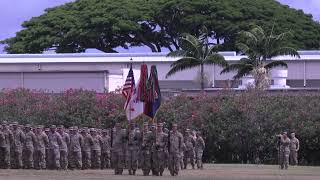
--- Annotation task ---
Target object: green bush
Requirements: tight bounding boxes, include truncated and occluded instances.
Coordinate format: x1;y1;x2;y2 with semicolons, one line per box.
0;88;319;165
156;91;320;165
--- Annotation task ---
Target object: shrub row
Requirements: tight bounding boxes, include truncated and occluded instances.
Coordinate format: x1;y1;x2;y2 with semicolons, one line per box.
1;89;319;165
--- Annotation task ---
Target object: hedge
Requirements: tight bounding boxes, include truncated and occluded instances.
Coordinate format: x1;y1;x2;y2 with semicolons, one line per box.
0;88;319;165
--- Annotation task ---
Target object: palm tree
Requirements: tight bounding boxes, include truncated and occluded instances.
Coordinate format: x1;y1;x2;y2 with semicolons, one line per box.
166;28;227;90
221;25;300;89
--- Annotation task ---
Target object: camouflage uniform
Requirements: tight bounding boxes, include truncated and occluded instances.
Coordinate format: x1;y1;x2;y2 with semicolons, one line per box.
290;133;300;166
151;123;168;176
69;127;83;169
23;125;37;169
279;133;291;170
184;130;196;169
58;128;70;170
101;130;111;169
180;143;186;170
195;133;205;169
0;130;6;167
111;125;127;175
0;122;13;169
12;123;25;169
127;125;141;175
48;126;63;169
34;127;49;169
91;129;102;169
140;124;153;176
81;130;93;169
44;128;50;168
168;124;184;176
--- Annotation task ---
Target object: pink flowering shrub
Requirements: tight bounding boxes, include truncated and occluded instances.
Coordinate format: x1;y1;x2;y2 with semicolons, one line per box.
0;88;126;128
155;90;320;165
0;88;319;165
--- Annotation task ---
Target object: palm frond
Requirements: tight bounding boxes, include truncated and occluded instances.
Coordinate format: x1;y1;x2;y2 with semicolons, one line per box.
167;50;187;57
250;26;265;41
233;65;253;79
268;47;300;59
236;42;252;55
204;54;227;66
264;61;288;70
170;56;199;67
166;57;200;78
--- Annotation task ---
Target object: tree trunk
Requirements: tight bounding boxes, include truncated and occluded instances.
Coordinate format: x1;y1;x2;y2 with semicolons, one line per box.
200;64;204;90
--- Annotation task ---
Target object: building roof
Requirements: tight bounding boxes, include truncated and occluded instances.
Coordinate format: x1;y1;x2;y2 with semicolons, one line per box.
0;51;319;63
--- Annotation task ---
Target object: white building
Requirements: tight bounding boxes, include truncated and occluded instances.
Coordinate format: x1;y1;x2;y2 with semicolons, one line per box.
0;51;319;93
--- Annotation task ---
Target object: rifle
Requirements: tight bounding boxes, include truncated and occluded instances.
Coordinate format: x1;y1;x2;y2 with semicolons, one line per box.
110;127;113;148
277;135;281;169
167;125;171;153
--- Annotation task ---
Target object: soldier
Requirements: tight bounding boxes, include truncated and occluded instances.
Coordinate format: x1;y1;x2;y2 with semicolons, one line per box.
69;127;83;170
140;122;153;176
44;128;50;167
80;128;93;169
0;121;13;169
0;126;6;168
184;129;196;169
180;142;186;170
168;123;183;176
90;128;102;169
48;125;63;170
152;123;168;176
101;129;111;169
57;125;70;170
127;121;141;175
290;132;300;166
34;125;49;169
279;132;291;170
11;122;25;169
195;131;205;169
111;123;127;175
23;124;37;169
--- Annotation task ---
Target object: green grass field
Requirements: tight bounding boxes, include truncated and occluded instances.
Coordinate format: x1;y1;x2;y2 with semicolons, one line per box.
0;164;319;180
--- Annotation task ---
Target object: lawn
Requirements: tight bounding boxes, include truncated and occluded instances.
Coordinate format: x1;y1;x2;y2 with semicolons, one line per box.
0;164;319;180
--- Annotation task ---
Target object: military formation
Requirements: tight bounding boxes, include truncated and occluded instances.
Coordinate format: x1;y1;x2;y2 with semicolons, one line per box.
278;132;300;170
0;121;205;176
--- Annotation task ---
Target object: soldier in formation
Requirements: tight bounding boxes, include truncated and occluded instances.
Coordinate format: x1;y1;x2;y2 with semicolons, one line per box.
0;121;205;176
278;132;291;170
290;132;300;166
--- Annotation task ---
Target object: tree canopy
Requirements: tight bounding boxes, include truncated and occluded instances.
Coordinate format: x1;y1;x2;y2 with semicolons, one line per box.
2;0;320;53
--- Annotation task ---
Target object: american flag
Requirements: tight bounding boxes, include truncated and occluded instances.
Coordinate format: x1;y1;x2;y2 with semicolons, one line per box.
122;66;135;110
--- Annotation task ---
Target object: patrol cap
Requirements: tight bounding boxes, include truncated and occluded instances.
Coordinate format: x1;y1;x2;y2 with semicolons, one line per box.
50;125;56;129
25;124;31;128
44;128;49;132
57;125;64;128
102;129;108;133
2;121;8;125
36;125;43;129
186;129;190;132
90;128;96;132
12;121;18;125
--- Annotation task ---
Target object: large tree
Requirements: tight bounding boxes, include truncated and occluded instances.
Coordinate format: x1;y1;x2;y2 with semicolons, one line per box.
2;0;320;53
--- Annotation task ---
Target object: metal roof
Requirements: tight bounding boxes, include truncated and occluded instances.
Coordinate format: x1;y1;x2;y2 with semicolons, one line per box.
0;51;318;63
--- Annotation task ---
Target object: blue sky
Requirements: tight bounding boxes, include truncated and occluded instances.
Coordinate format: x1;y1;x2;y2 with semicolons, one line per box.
0;0;319;53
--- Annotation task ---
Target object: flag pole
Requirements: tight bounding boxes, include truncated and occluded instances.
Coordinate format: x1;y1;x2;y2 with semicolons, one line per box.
129;57;133;122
